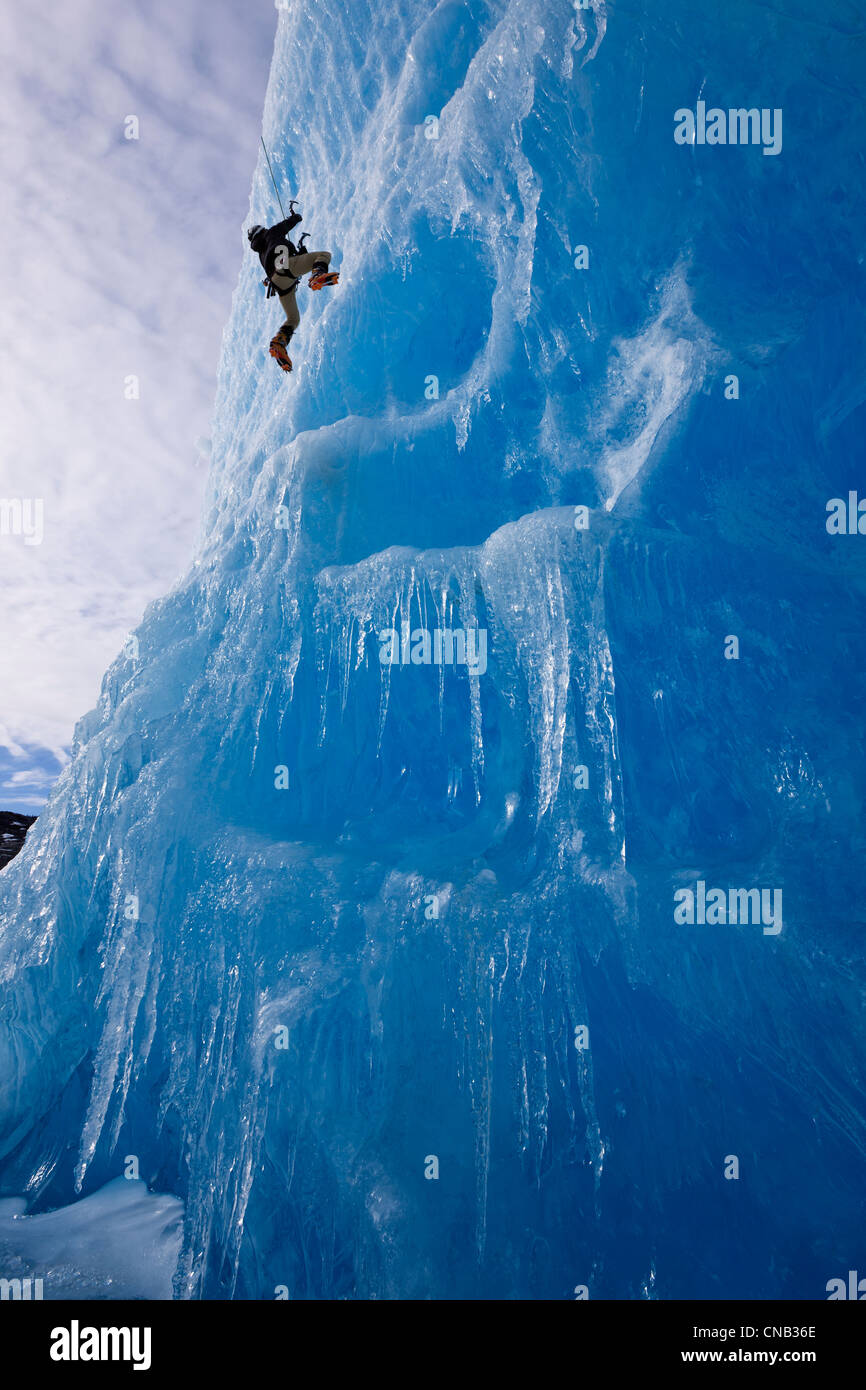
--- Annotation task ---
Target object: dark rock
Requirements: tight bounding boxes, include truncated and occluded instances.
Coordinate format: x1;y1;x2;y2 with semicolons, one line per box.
0;812;37;870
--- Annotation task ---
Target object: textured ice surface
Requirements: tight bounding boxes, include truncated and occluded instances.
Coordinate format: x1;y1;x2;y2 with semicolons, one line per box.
0;0;864;1299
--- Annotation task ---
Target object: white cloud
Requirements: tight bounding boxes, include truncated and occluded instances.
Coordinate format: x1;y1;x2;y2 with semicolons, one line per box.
0;0;276;791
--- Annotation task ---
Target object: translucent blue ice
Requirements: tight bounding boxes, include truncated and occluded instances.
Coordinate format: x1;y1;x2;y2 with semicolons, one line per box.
1;0;864;1299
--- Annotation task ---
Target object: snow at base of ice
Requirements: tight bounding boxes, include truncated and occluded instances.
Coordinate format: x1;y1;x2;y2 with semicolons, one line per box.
0;1179;183;1300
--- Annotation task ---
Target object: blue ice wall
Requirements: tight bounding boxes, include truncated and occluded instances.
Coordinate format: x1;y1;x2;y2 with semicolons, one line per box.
1;0;864;1299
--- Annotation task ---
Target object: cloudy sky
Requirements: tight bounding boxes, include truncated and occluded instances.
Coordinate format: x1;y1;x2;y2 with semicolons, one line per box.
0;0;277;809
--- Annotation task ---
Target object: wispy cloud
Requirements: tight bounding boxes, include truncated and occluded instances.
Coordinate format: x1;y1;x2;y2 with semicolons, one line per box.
0;0;276;803
0;733;67;810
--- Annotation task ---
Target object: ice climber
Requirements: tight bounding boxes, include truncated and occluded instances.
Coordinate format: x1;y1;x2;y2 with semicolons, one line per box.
247;205;339;374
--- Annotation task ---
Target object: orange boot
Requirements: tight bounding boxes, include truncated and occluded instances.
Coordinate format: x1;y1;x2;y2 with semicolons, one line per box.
309;267;339;291
269;333;292;372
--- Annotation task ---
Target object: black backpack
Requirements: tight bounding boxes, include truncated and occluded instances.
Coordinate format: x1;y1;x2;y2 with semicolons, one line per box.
262;232;310;297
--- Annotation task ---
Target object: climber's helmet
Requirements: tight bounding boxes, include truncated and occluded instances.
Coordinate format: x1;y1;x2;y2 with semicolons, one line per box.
247;225;267;253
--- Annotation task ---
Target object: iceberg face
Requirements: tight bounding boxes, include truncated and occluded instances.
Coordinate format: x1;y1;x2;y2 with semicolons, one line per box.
1;0;864;1299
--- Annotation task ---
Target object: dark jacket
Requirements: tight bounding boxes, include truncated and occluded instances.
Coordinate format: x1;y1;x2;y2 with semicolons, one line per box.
258;213;303;282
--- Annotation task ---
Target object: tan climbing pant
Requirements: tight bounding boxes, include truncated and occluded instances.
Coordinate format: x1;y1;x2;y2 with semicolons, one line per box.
271;251;333;333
